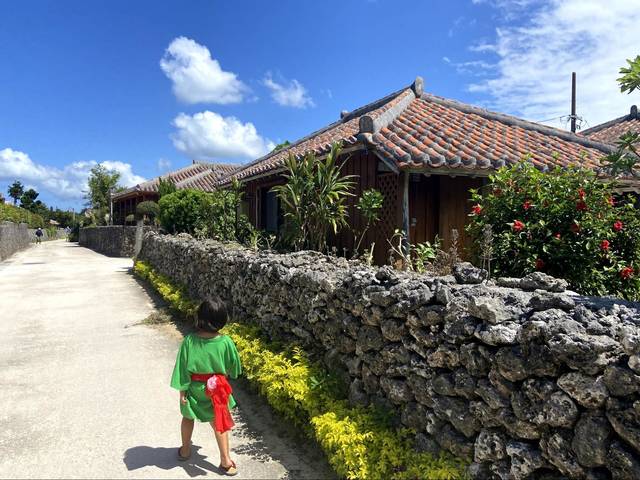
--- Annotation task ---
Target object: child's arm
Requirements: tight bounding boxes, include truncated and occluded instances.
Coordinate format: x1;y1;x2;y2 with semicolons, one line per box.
180;391;188;404
225;337;242;379
170;338;191;391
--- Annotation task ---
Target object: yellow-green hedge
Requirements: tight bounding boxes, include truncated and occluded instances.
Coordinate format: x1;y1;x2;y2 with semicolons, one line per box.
134;260;467;479
133;261;199;317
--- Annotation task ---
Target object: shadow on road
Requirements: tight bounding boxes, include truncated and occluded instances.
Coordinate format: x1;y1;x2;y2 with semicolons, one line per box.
123;444;220;478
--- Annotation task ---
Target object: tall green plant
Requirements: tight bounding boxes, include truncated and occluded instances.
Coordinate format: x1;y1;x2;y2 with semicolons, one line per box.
158;176;177;198
354;188;384;255
272;142;356;252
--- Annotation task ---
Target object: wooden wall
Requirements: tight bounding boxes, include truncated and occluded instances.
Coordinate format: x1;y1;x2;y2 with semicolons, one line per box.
240;152;483;263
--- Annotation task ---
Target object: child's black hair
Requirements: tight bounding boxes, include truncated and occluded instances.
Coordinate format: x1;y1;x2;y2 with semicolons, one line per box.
196;300;229;333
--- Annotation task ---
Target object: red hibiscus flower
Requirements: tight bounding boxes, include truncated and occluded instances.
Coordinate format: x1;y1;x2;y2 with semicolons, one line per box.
620;266;634;280
607;196;615;207
570;222;581;233
471;204;482;215
523;200;532;210
613;221;624;232
578;188;586;200
576;200;588;212
554;233;561;239
535;258;545;270
493;188;502;196
600;240;610;251
512;220;525;232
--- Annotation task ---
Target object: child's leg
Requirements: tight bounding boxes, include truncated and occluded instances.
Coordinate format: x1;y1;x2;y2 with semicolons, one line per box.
211;424;233;467
180;417;194;456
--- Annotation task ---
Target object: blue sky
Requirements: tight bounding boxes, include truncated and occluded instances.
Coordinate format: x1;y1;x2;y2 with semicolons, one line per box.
1;0;638;209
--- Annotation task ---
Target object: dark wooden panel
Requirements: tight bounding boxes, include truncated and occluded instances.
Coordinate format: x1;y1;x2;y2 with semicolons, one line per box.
409;175;438;245
438;176;483;257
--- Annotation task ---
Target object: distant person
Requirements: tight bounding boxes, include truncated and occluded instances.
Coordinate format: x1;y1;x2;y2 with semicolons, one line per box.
35;227;43;244
64;226;71;240
171;301;241;476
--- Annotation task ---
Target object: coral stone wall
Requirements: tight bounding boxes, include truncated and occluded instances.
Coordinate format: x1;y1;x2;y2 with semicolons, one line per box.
0;222;31;261
139;232;640;480
79;226;156;257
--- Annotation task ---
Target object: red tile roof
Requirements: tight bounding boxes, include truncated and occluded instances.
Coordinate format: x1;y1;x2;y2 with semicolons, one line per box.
113;161;239;200
374;94;612;172
218;88;415;185
217;78;622;186
581;106;640;145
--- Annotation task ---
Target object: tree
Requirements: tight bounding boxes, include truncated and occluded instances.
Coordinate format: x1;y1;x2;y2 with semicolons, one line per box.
272;142;355;252
8;181;24;205
86;164;121;224
606;56;640;176
20;188;39;211
158;176;177;198
618;55;640;94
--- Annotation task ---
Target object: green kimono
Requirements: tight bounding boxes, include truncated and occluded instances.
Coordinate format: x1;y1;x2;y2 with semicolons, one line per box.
170;333;242;422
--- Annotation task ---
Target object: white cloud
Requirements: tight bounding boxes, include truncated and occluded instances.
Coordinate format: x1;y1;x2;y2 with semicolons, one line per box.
160;36;247;104
0;148;145;201
170;111;275;161
263;73;315;108
157;158;172;172
466;0;640;129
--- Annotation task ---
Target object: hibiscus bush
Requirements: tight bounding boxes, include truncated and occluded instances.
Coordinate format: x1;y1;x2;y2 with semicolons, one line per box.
467;162;640;300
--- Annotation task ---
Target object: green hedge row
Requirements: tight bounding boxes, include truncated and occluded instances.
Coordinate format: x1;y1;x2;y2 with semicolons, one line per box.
0;203;45;228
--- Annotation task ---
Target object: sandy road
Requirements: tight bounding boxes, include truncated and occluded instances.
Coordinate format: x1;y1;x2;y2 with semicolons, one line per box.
0;240;333;479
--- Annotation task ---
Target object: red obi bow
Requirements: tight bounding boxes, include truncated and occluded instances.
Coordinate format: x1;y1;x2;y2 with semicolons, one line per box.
191;373;235;433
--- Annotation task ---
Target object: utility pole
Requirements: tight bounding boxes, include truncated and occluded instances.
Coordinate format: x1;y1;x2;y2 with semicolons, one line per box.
109;189;113;226
570;72;577;133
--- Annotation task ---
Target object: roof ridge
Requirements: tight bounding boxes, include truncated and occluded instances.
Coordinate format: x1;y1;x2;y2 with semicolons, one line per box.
421;94;616;154
217;84;418;185
581;106;638;135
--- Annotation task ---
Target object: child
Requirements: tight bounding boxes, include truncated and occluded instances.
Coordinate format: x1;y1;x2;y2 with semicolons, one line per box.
170;300;242;476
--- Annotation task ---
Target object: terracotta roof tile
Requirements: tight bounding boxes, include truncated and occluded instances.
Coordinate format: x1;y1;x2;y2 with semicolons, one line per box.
217;89;415;186
373;95;612;172
113;162;239;200
581;106;640;145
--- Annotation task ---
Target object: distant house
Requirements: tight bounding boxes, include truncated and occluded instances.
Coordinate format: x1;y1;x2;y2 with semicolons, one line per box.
217;76;630;264
111;161;238;224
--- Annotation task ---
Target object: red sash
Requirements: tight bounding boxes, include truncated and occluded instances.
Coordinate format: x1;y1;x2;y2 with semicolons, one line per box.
191;373;235;433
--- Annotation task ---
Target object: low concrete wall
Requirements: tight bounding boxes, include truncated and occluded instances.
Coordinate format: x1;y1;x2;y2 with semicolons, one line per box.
0;222;31;261
79;226;156;257
139;232;640;480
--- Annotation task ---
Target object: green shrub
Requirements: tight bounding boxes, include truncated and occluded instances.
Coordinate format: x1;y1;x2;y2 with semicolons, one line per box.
0;202;45;228
136;201;160;224
158;189;213;234
134;260;467;480
467;161;640;300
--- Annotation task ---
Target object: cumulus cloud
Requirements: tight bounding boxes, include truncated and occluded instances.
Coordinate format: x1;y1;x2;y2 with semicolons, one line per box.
160;36;248;104
263;73;315;108
170;111;275;161
0;148;145;201
466;0;640;128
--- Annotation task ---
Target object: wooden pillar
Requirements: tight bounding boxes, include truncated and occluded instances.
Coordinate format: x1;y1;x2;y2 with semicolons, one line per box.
401;172;410;254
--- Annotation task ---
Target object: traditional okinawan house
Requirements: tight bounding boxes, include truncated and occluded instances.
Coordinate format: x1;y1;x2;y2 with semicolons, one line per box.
112;161;238;224
217;77;625;265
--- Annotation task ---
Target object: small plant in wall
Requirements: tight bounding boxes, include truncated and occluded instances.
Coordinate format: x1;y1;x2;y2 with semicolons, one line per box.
353;188;384;260
272;142;356;252
387;229;441;273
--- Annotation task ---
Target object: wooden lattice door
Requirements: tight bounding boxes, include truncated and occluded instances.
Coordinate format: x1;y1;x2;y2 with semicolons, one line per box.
374;173;399;265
